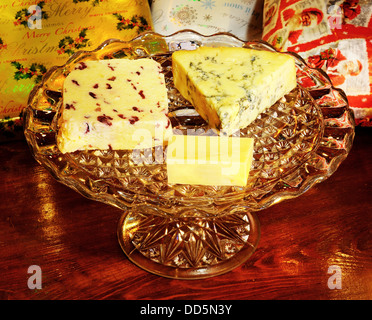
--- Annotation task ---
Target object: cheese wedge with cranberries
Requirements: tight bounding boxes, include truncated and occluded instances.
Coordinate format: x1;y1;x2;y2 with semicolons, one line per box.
57;58;172;153
172;46;297;132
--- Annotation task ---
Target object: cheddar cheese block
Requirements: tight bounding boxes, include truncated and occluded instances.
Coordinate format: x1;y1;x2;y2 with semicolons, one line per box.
167;135;254;186
57;58;172;153
172;47;297;132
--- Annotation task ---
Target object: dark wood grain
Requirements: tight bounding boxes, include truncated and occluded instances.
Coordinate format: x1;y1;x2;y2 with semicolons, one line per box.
0;127;371;300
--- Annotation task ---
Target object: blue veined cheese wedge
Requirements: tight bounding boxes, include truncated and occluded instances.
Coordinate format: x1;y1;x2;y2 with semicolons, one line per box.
57;58;172;154
172;47;297;132
167;135;254;186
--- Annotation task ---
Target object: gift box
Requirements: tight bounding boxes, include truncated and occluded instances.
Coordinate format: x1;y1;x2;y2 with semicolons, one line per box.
262;0;372;127
150;0;264;41
0;0;153;141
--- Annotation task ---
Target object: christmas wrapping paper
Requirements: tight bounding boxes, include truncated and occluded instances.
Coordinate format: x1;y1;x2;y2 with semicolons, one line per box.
0;0;153;140
150;0;264;42
262;0;372;127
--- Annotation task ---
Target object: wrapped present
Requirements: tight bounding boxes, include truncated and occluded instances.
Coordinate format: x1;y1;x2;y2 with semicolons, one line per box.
0;0;153;141
262;0;372;127
150;0;264;41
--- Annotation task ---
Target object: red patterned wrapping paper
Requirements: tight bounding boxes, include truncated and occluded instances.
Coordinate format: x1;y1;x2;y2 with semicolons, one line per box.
262;0;372;126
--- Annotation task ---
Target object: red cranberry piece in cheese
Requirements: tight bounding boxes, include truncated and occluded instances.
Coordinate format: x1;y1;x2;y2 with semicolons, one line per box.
97;114;113;126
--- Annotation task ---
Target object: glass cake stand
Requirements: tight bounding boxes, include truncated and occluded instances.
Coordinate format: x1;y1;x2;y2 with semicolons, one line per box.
24;30;355;279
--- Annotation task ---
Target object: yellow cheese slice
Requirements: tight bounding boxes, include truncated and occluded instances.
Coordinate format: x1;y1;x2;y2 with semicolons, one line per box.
167;135;254;186
172;46;297;132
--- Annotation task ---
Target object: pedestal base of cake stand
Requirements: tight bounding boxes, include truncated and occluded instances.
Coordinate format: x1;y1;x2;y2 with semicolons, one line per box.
117;208;260;279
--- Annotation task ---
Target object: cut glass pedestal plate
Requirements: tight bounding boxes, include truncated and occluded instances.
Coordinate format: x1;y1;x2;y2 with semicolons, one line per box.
24;31;355;279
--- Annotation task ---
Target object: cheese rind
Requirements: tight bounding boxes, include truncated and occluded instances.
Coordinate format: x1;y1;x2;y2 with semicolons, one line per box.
172;47;297;132
57;58;171;153
167;135;254;186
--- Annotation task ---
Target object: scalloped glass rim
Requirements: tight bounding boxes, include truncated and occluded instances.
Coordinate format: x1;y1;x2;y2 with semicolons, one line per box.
24;30;355;215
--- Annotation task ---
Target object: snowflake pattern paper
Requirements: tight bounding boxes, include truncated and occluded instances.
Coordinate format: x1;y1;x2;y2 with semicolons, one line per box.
151;0;264;41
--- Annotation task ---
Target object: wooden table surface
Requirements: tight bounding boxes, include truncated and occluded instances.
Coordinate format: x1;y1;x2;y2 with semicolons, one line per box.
0;127;371;301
